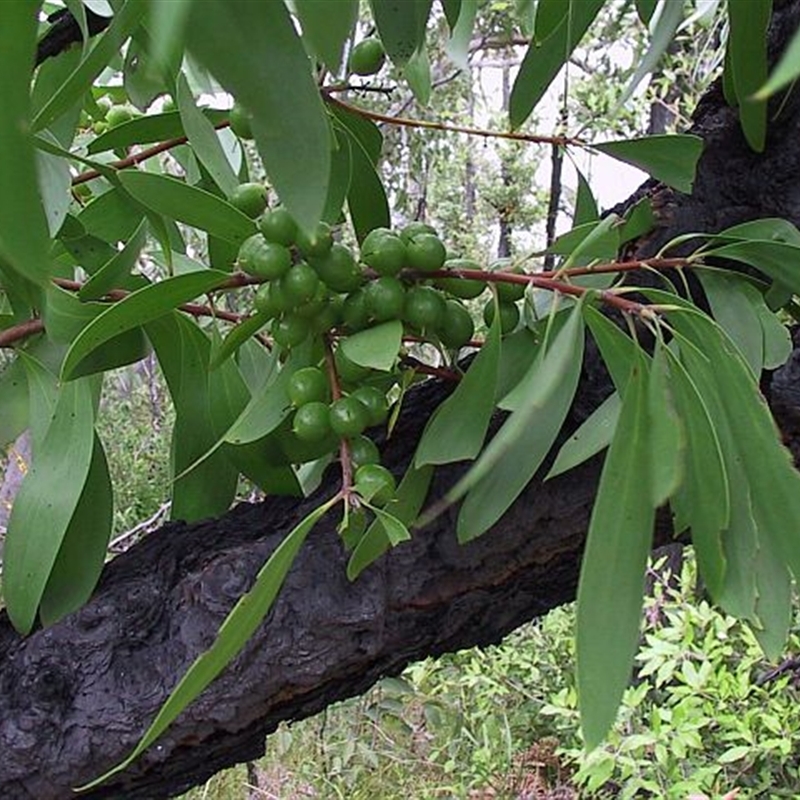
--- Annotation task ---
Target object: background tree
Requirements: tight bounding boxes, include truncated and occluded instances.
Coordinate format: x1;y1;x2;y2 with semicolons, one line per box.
3;1;800;797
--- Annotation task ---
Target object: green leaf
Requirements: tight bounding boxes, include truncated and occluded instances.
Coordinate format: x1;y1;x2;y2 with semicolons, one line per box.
340;320;402;372
727;0;770;152
177;73;238;197
186;0;331;234
369;0;433;66
210;311;271;370
574;169;599;225
562;214;620;268
118;170;256;244
0;1;52;286
88;109;228;154
0;358;30;448
755;296;792;369
594;135;703;194
36;132;73;237
62;271;228;380
33;0;145;132
348;463;433;580
455;304;585;541
757;25;800;98
445;0;477;69
509;0;605;129
618;197;655;245
39;434;113;627
3;374;95;634
415;316;501;466
696;269;764;376
147;314;239;522
546;392;620;480
404;47;432;105
294;0;359;72
583;304;641;393
635;0;658;24
79;493;340;792
147;0;194;69
577;352;654;749
440;0;462;30
322;122;353;224
124;34;167;110
79;218;148;301
78;187;146;242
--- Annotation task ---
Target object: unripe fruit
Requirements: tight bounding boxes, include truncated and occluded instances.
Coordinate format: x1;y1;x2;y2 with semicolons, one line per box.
335;348;371;384
329;396;369;438
228;102;253;140
260;207;297;246
399;221;437;245
281;262;320;305
272;314;310;348
483;300;520;334
254;281;293;319
230;182;268;218
312;296;343;333
288;367;328;407
105;104;136;127
405;232;447;272
354;463;396;506
239;236;292;280
493;262;526;302
313;243;363;293
360;228;407;276
348;435;380;468
404;285;446;332
439;299;475;349
296;221;333;258
350;385;389;427
342;289;371;331
436;258;487;299
293;401;332;442
348;37;386;76
366;276;405;322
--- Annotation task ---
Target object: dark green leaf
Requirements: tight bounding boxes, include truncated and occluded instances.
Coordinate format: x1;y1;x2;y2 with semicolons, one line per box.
340;320;402;372
3;373;95;634
78;187;145;242
118;171;256;244
583;304;641;393
39;434;112;627
594;135;704;194
574;169;599;225
577;352;653;749
404;47;432;104
0;358;30;448
369;0;433;66
509;0;604;129
187;0;331;233
210;311;271;370
440;0;462;30
415;316;501;466
79;219;148;301
294;0;359;72
62;271;228;380
618;197;655;245
635;0;658;24
0;1;51;286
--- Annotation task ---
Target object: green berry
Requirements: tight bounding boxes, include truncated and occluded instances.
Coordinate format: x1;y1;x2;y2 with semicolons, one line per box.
329;396;369;438
405;232;447;273
230;182;268;218
335;348;371;384
403;285;446;332
342;289;371;332
272;314;310;348
281;262;320;305
350;385;389;427
360;228;407;276
399;221;437;245
366;276;405;322
293;401;332;442
313;243;363;293
354;463;396;506
239;236;292;280
296;221;333;258
439;300;475;349
348;435;380;468
483;300;520;334
229;102;253;139
436;258;487;299
348;37;386;76
260;207;298;246
288;367;328;407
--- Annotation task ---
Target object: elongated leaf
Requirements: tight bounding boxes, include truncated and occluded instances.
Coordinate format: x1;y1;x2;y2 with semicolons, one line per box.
4;376;95;634
0;359;30;448
757;25;800;98
177;73;238;197
635;0;658;23
755;295;792;369
699;238;800;296
147;314;240;521
445;0;477;68
456;305;585;541
727;0;770;151
39;434;113;627
210;311;271;370
79;494;341;791
62;270;228;380
33;0;145;132
509;0;605;129
415;316;501;466
36;133;73;237
0;2;51;286
340;320;402;372
348;463;433;580
577;352;654;749
118;171;256;243
583;304;641;393
148;0;193;69
574;169;599;225
369;0;433;66
78;187;145;242
546;392;620;480
322;122;353;224
594;135;703;194
294;0;358;72
186;0;331;233
79;219;148;300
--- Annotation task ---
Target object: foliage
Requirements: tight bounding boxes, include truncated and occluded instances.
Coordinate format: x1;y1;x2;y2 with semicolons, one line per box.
1;0;800;786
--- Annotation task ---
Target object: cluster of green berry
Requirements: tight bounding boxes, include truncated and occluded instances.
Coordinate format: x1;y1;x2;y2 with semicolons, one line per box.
234;200;528;507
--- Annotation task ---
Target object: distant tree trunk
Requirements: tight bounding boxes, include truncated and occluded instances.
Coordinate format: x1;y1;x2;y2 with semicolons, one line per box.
3;3;800;799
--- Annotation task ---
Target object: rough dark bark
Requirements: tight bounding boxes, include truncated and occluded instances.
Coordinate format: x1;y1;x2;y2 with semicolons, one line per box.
3;4;800;799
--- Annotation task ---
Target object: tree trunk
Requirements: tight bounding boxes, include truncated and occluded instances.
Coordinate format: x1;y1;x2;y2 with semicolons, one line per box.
3;3;800;798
